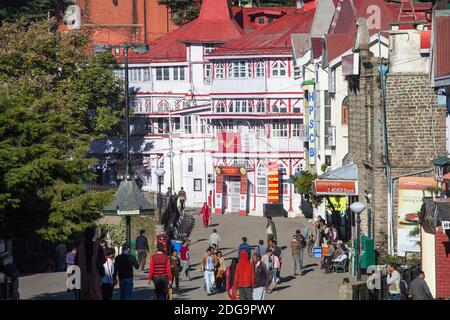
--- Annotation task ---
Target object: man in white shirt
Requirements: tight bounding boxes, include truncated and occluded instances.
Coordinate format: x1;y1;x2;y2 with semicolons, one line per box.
386;263;402;300
208;229;221;249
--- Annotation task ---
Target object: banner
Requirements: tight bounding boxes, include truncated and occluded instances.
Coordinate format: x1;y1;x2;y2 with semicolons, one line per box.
397;177;436;256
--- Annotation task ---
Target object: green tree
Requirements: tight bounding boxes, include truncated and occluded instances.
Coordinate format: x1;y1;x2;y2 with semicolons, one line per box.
0;0;55;23
158;0;202;26
0;19;123;241
291;170;324;208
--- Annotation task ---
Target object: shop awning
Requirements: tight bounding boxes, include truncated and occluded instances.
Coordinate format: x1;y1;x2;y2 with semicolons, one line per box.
313;162;358;196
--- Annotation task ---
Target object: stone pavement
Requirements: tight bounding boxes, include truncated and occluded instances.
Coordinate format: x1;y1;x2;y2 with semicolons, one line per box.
19;210;355;300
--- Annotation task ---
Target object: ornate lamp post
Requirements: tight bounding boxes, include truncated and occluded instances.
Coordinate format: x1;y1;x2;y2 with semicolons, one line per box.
101;43;154;247
155;168;166;224
350;201;366;282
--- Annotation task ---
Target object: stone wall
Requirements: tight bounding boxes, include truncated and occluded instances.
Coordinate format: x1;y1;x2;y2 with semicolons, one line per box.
347;65;446;253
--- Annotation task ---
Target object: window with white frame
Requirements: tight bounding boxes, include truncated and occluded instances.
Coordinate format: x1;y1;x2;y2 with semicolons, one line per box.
173;67;185;80
257;165;267;195
215;63;225;79
272;60;287;77
248;101;253;113
207;174;213;184
201;119;211;134
114;69;125;80
188;157;193;172
156;67;170;80
232;61;248;78
292;120;304;137
278;163;287;176
272;100;288;113
292;101;302;113
129;68;142;82
256;100;266;113
227;63;233;78
204;64;212;83
184;115;192;134
158;100;170;113
256;121;266;138
256;60;265;77
216;100;226;113
228;101;233;113
233;100;249;113
272;120;288;137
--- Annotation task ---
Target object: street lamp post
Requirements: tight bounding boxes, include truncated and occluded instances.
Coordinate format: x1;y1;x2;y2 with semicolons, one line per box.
155;168;166;224
350;201;366;282
102;43;153;248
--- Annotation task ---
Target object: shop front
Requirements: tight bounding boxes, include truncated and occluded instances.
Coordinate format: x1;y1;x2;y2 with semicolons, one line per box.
214;166;252;216
313;163;359;242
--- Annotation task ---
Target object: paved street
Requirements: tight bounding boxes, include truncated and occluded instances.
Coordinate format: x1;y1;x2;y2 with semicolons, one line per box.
19;211;355;300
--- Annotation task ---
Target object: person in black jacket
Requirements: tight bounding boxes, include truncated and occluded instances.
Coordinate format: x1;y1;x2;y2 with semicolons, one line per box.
114;244;139;300
252;254;269;300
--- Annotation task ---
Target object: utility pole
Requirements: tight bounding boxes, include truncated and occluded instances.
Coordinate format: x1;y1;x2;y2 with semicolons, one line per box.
168;106;175;193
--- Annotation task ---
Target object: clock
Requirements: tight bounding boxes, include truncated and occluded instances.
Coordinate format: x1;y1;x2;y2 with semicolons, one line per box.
240;167;247;176
215;167;222;175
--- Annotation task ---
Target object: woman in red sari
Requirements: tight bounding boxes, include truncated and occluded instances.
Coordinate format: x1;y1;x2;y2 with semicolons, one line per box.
201;202;211;228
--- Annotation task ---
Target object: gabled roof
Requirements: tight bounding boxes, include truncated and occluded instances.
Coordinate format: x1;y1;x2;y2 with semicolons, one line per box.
210;2;316;57
323;0;432;66
432;155;450;166
179;0;243;44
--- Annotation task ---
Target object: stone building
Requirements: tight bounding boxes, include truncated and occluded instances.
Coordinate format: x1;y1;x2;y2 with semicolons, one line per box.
347;18;446;253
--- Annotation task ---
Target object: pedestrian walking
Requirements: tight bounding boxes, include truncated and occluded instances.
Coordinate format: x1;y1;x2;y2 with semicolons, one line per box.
75;226;106;300
262;249;280;292
409;271;433;300
237;237;252;260
101;248;116;300
148;243;172;300
254;240;266;258
272;240;282;282
386;263;402;300
55;242;67;271
201;247;217;295
114;244;139;300
179;240;191;280
170;251;181;293
208;229;221;249
135;230;149;271
290;235;302;276
266;216;277;244
252;254;269;300
215;251;226;292
233;251;254;300
178;187;187;211
66;246;77;268
201;202;211;228
226;258;239;300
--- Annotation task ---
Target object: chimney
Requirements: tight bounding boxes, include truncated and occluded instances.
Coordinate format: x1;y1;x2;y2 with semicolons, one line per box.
296;0;304;9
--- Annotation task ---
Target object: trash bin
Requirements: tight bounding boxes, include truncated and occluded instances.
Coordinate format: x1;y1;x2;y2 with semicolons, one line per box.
353;236;375;270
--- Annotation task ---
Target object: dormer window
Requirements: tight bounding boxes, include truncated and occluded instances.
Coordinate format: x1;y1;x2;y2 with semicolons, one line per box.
258;17;265;24
204;44;216;54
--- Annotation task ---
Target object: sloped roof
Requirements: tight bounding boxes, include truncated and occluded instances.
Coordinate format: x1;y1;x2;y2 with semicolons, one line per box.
179;0;243;43
210;3;316;57
432;155;450;166
324;0;432;65
103;179;154;215
319;162;358;180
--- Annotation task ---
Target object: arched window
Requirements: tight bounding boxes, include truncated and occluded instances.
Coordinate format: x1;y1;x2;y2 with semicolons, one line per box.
215;63;225;79
256;60;265;77
256;100;266;113
272;100;287;113
216;100;226;113
158;100;170;113
342;96;349;125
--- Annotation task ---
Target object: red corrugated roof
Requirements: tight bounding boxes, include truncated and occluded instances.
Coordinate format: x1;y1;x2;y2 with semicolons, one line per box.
325;0;431;63
210;2;316;56
434;14;450;79
179;0;243;43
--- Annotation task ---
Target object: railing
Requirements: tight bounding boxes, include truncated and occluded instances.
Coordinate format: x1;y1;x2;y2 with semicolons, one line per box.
352;264;421;300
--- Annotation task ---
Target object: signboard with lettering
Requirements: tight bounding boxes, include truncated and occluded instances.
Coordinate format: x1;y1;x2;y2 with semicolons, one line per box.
117;210;140;215
268;162;280;204
314;180;357;195
308;91;315;165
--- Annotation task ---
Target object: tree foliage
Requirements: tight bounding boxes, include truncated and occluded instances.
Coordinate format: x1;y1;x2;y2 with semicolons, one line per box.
158;0;202;26
0;0;55;24
0;19;123;241
291;170;324;208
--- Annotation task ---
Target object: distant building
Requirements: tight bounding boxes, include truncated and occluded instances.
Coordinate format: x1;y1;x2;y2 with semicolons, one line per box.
56;0;177;45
